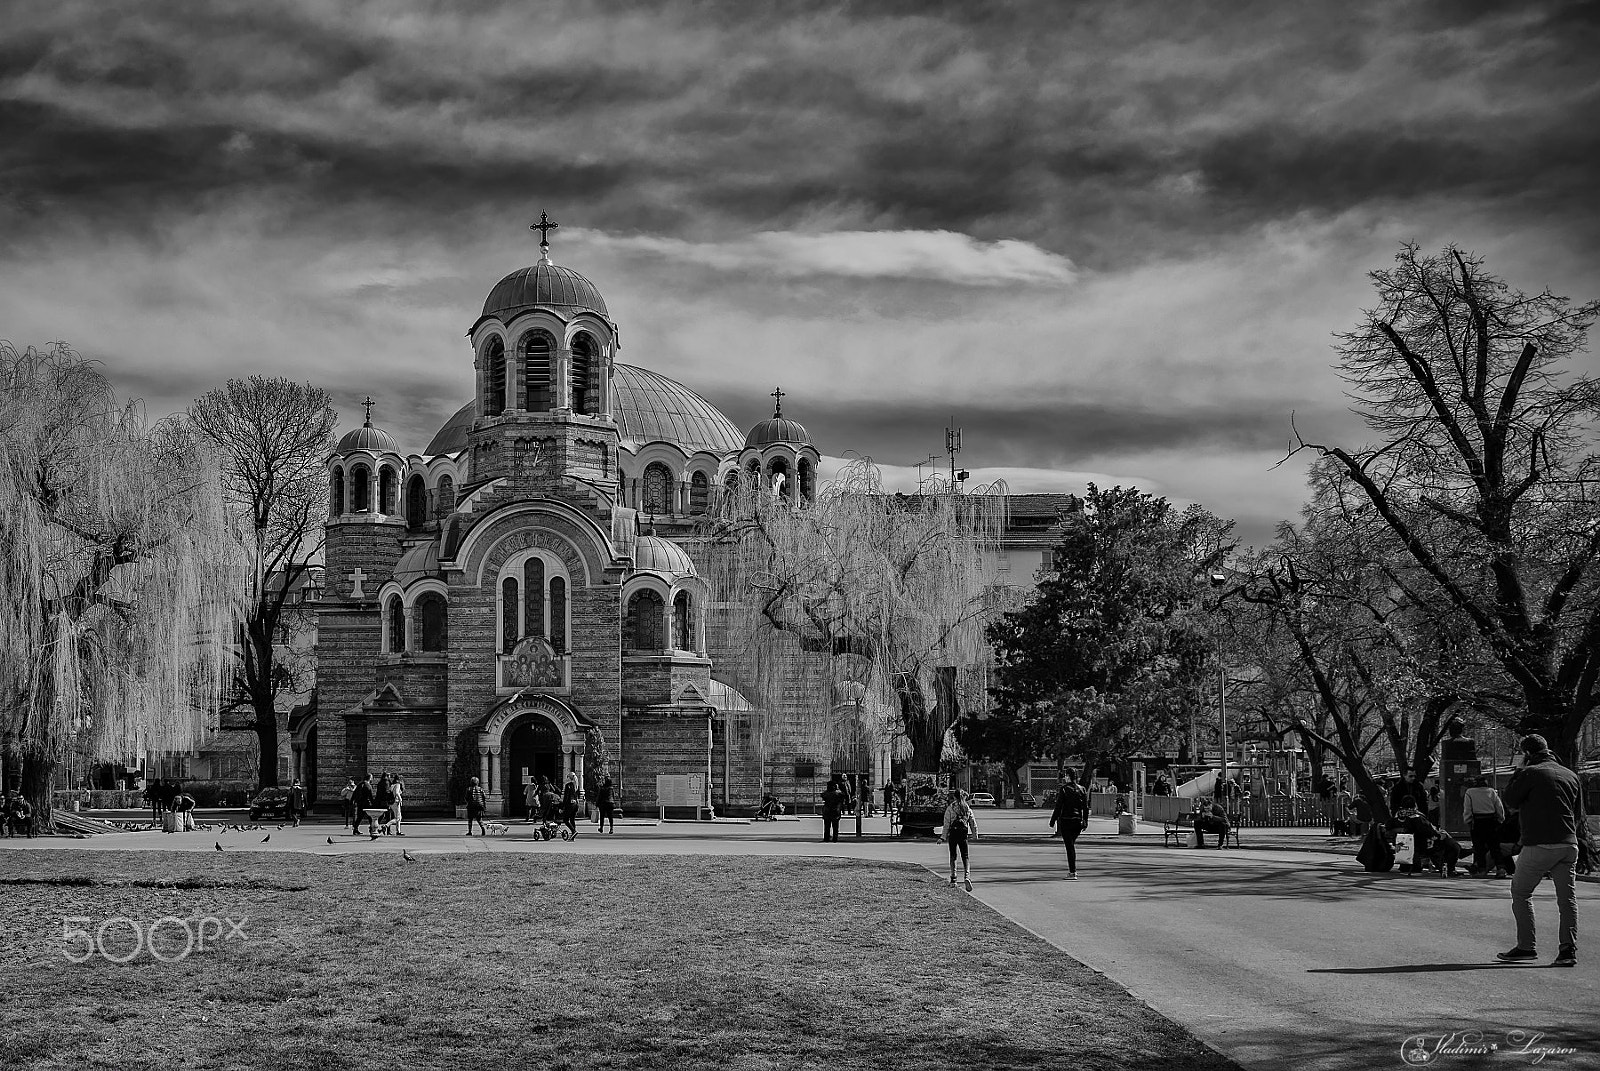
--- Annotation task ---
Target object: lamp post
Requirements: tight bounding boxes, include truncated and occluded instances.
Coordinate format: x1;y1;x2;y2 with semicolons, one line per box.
1218;660;1229;789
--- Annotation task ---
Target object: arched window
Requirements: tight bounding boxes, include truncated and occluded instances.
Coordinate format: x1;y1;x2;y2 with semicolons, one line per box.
767;456;790;498
416;592;448;652
690;471;709;514
386;595;406;654
329;468;345;518
378;466;397;515
523;557;546;640
405;475;427;530
570;332;597;415
521;332;554;411
435;475;455;519
500;576;519;653
643;462;672;514
798;458;815;503
626;590;665;651
673;591;693;651
483;336;506;417
549;577;567;653
350;464;372;512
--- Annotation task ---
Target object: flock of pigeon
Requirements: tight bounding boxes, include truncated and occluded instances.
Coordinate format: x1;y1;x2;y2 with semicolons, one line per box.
206;822;418;862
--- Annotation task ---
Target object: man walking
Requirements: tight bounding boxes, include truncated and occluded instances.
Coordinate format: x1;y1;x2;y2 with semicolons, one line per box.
287;779;306;828
1463;775;1507;877
1496;735;1580;967
351;775;375;836
821;777;846;842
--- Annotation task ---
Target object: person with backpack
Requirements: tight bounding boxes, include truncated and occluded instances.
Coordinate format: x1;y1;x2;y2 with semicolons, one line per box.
943;789;978;890
1049;769;1091;879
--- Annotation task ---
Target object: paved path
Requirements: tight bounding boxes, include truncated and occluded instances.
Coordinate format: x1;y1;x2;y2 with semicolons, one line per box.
5;818;1596;1070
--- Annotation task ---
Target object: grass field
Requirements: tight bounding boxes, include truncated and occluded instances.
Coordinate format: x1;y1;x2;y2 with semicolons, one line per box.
0;850;1236;1070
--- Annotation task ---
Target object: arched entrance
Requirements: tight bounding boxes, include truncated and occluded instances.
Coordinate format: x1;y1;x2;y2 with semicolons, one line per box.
506;715;564;817
475;694;593;816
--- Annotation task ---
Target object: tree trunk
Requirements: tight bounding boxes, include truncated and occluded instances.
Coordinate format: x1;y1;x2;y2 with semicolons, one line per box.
22;754;55;834
255;709;279;788
1519;690;1581;767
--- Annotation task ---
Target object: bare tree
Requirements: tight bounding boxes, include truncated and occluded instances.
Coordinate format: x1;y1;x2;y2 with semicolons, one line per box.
187;376;336;788
0;342;240;827
1290;243;1600;764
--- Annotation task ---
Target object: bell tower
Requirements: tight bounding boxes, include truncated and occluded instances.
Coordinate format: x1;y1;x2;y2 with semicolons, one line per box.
466;213;621;492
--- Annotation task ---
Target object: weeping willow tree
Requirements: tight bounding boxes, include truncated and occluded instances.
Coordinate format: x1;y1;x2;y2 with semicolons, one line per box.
0;343;242;828
700;457;1008;799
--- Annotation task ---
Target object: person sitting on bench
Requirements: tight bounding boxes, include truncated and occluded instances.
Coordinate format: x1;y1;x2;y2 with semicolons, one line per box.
1194;800;1232;848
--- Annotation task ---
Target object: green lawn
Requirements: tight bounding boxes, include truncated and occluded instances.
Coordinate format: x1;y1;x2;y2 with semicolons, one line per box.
0;851;1236;1070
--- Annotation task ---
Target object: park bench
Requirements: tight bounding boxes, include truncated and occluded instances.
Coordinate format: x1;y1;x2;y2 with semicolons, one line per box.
1163;811;1240;849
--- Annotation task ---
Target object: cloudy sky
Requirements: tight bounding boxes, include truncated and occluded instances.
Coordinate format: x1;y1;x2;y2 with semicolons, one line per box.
3;0;1598;545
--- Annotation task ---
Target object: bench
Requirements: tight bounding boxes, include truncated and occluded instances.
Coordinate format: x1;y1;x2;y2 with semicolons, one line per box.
1163;811;1241;848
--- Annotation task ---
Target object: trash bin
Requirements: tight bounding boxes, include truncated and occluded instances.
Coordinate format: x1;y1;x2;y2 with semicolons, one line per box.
1118;813;1137;835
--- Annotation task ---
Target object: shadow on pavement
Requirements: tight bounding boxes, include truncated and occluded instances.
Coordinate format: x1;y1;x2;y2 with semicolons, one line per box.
971;851;1507;904
1307;963;1519;974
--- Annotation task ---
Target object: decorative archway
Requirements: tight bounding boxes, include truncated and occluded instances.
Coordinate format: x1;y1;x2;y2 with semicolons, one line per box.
475;694;592;815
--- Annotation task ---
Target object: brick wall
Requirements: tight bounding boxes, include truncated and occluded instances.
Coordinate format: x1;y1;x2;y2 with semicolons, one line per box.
361;714;451;814
618;710;712;816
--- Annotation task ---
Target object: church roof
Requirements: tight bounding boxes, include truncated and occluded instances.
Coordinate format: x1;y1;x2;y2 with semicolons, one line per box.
612;364;744;455
744;414;810;449
423;363;743;457
632;535;697;577
392;540;443;587
477;261;609;328
336;423;400;455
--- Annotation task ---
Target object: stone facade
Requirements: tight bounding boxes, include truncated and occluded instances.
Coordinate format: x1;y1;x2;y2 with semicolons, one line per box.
313;248;827;818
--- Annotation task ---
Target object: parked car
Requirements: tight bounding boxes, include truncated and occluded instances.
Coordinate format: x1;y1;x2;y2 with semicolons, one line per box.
970;792;997;807
248;787;293;822
1018;792;1039;808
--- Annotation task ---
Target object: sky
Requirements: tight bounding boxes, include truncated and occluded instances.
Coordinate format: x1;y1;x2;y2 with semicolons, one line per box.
3;0;1598;546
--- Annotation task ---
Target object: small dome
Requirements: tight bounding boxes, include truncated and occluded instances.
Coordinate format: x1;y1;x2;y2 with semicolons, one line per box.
337;423;400;455
478;260;609;328
632;535;697;577
744;413;810;449
393;541;442;587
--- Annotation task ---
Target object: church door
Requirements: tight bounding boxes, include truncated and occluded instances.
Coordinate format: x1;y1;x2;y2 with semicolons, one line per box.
506;717;564;818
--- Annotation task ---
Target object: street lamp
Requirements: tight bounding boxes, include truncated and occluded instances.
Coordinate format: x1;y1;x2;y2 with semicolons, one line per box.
1208;573;1230;790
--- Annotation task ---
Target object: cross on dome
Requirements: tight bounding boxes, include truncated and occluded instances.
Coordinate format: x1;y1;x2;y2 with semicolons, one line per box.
362;396;375;427
771;386;785;417
531;211;560;263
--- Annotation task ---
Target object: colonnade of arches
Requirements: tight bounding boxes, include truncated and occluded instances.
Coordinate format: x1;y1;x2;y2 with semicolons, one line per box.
622;585;703;654
726;453;816;505
480;327;606;419
329;461;457;531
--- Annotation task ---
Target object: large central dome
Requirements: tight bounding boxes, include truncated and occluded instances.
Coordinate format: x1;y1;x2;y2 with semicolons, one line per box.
423;363;743;457
477;261;610;327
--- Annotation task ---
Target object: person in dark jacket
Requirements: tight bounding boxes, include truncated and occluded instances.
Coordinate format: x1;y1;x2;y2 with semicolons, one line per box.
465;777;488;836
351;775;375;836
1389;771;1425;816
821;779;846;842
594;774;615;833
1496;736;1580;967
1048;770;1090;878
287;780;306;827
1195;800;1233;849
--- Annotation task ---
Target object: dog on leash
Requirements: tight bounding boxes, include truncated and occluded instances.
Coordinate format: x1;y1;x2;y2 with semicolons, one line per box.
484;821;510;836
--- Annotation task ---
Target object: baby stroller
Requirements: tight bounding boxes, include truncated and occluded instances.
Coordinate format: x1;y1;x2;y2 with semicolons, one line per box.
754;794;786;821
531;818;575;842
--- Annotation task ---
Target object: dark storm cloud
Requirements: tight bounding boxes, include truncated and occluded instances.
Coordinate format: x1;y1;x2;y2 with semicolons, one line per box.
3;0;1596;260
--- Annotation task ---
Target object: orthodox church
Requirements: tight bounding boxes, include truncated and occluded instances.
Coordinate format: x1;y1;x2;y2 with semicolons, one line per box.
315;221;824;817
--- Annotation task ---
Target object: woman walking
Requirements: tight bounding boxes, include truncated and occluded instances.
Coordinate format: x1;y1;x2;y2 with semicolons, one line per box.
390;775;405;835
1049;769;1090;879
943;789;978;890
561;773;581;839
